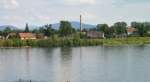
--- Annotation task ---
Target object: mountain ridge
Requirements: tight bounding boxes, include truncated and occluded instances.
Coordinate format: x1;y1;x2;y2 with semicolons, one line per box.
0;22;96;31
52;21;96;29
0;25;18;31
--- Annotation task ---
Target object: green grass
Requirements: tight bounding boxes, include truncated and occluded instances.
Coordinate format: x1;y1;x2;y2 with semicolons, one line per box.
0;37;150;47
102;37;150;46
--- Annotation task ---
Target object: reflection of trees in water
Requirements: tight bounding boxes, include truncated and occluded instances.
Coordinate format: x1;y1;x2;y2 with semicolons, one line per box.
42;48;54;60
60;47;72;62
134;45;146;50
25;48;30;62
43;48;54;54
60;47;73;82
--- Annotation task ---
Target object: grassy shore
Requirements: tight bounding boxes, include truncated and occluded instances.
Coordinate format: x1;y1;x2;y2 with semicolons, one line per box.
0;37;150;47
102;37;150;46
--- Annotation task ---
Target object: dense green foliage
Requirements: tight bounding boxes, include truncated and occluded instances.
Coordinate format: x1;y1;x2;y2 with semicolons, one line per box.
97;24;109;37
39;24;56;37
59;21;76;36
0;37;150;47
113;22;127;35
131;22;150;36
1;21;150;47
96;22;128;38
3;27;12;37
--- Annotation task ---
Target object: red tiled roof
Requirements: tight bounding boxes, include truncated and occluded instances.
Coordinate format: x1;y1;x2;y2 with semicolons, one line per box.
127;27;137;33
19;33;36;38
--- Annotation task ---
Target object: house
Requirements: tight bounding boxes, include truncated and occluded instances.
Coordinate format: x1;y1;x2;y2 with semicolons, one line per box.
0;36;3;39
36;33;45;39
19;33;36;40
127;27;137;35
7;33;17;39
34;33;48;39
87;31;104;38
115;33;127;38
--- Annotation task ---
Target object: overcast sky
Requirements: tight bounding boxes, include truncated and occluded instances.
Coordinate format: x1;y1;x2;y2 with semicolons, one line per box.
0;0;150;28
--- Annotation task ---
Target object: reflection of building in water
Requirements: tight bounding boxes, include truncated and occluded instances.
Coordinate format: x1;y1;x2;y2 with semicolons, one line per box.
25;48;31;80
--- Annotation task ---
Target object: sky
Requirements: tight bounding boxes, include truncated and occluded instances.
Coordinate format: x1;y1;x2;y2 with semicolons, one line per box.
0;0;150;28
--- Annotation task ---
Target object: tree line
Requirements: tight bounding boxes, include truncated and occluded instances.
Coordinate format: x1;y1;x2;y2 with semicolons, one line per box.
96;22;150;38
1;21;150;39
30;21;150;38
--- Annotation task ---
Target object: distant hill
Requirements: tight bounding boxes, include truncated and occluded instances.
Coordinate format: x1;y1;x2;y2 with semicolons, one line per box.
52;21;96;29
0;22;96;31
28;25;39;30
0;25;18;31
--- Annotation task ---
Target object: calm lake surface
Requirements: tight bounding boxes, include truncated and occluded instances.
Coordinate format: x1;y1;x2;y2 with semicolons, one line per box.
0;46;150;82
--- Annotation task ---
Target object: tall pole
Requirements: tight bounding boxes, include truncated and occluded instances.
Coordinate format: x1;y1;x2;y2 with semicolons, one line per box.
80;15;82;32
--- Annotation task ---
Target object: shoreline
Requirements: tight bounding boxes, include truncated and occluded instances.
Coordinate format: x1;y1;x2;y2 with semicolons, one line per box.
0;37;150;47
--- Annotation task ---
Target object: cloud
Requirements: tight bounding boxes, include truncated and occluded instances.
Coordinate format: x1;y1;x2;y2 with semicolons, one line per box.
35;15;51;21
0;0;150;27
64;0;96;5
3;0;19;9
81;11;96;19
80;0;96;4
2;15;22;21
11;0;19;7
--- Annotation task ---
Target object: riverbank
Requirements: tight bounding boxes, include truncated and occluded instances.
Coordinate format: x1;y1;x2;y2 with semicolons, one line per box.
0;37;150;47
102;37;150;46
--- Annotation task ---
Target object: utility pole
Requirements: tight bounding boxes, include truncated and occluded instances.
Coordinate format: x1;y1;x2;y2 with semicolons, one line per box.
80;15;82;32
80;15;83;38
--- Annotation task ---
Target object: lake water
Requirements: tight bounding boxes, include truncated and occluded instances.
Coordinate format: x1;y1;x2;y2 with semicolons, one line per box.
0;46;150;82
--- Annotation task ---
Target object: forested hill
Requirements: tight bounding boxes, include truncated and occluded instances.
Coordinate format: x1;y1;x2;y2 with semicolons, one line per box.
52;21;96;29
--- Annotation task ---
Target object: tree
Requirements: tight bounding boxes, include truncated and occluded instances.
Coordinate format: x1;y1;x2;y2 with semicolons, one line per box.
143;22;150;31
131;22;145;36
97;24;109;37
39;27;45;33
38;24;57;37
113;22;127;35
108;26;115;38
43;24;55;37
0;31;2;36
24;23;29;32
142;22;150;36
3;27;12;37
32;29;39;33
59;21;76;36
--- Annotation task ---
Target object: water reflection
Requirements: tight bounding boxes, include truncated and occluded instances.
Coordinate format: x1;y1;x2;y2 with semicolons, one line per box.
0;46;150;82
60;47;72;82
25;48;31;80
